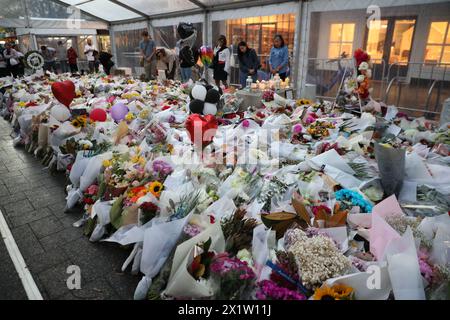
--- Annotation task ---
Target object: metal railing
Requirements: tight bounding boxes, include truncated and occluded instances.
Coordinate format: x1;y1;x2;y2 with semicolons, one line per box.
306;58;450;119
384;62;450;117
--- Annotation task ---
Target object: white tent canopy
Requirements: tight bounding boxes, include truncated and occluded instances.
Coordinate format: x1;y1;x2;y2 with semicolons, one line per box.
57;0;267;22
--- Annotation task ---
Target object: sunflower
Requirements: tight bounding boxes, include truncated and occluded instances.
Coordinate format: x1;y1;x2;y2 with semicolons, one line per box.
313;284;354;300
71;119;81;128
148;181;163;198
332;284;354;300
312;286;338;300
297;99;312;106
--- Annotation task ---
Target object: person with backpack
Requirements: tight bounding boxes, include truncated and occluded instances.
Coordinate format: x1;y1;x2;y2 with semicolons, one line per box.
178;41;196;82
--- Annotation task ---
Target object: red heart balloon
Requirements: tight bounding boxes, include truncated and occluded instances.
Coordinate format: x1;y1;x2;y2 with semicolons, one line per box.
185;114;218;148
51;80;75;107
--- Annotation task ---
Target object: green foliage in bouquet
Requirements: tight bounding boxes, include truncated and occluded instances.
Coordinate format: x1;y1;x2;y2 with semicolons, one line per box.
258;176;290;212
110;195;125;230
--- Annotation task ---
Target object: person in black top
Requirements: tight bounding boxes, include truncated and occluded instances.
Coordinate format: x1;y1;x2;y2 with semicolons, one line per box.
237;41;260;88
98;51;114;75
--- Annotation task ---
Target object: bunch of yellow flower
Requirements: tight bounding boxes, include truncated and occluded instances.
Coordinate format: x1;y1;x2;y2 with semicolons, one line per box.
313;284;354;300
296;98;312;106
125;112;135;122
71;115;88;128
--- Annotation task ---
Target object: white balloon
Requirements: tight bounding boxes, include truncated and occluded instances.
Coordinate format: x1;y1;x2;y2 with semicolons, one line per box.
50;104;71;122
191;84;207;101
203;102;217;116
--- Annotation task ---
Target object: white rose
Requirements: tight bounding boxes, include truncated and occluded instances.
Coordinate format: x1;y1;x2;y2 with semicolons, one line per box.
357;75;366;83
358;62;369;71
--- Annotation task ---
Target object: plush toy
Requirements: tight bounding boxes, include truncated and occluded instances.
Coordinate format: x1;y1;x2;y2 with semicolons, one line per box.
188;83;221;116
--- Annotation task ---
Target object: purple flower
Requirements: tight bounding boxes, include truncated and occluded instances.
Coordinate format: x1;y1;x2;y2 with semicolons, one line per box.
256;280;306;300
152;160;173;176
183;223;202;237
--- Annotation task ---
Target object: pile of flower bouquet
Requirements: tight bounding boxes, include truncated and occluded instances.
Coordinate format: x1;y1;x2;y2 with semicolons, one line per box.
0;66;449;301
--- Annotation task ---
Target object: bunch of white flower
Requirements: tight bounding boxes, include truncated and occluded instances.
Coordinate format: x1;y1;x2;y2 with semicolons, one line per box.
287;229;350;288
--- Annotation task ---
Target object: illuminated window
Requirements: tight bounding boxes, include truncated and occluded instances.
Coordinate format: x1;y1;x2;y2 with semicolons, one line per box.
225;14;296;70
366;20;388;61
328;23;355;59
425;21;450;64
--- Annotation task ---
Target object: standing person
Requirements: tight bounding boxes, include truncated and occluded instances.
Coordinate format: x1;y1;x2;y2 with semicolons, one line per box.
212;35;231;88
0;46;7;77
237;41;260;88
67;46;78;73
98;51;115;75
84;38;96;73
11;44;25;77
269;34;289;81
155;48;176;80
139;31;156;81
41;46;57;73
178;40;196;83
229;35;240;85
3;43;22;77
56;41;69;74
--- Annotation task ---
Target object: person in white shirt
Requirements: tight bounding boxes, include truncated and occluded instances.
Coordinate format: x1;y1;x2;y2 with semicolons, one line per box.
4;43;23;77
56;41;68;74
212;35;231;88
41;45;57;73
155;47;177;80
84;38;96;73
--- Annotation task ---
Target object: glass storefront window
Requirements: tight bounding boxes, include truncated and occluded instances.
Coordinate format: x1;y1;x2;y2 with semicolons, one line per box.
114;28;146;69
366;19;388;61
425;21;450;64
224;14;296;71
389;19;415;64
328;23;355;59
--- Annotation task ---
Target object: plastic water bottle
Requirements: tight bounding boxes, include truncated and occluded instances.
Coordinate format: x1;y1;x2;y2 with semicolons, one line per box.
246;76;253;90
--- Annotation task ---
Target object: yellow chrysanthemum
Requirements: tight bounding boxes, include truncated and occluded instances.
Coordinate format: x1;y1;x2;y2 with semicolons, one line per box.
102;159;112;167
148;181;163;198
125;112;135;122
139;109;149;119
18;102;27;108
131;155;140;163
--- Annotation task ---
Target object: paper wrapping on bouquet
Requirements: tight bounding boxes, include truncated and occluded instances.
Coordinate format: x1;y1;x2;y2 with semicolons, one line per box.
134;213;192;300
202;196;236;220
89;200;113;242
69;151;90;188
370;195;403;261
79;152;112;192
49;122;80;148
374;142;405;197
322;264;392;300
37;124;48;148
252;224;276;281
385;227;426;300
418;214;450;266
164;223;225;299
